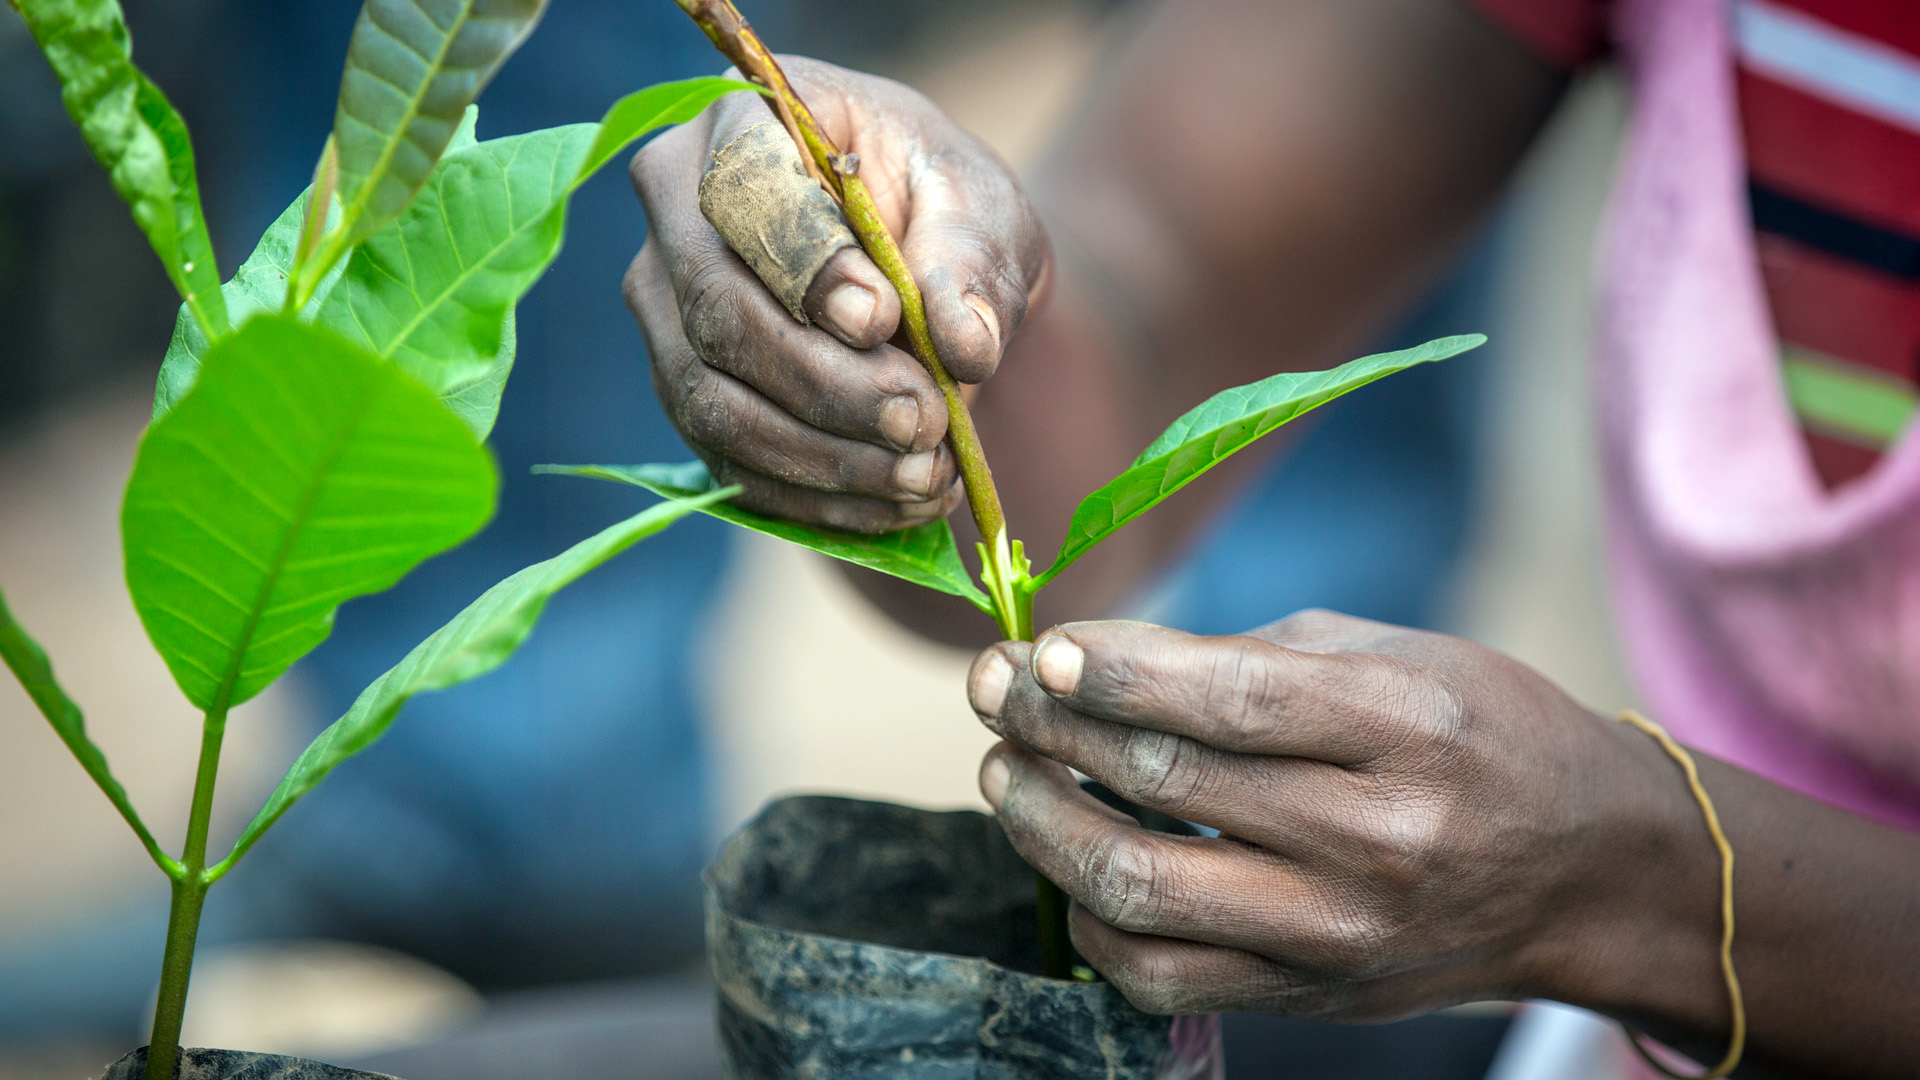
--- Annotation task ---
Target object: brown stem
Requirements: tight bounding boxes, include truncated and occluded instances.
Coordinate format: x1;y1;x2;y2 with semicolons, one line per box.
670;0;1027;640
672;0;834;193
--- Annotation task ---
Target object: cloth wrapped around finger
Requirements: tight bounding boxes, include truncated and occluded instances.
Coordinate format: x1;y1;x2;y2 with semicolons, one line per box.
698;120;857;322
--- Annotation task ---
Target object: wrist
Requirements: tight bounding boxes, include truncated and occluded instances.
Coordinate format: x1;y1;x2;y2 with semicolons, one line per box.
1514;712;1730;1034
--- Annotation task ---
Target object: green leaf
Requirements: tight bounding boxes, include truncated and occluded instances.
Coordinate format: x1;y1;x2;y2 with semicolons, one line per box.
12;0;227;337
576;77;764;184
329;0;550;250
438;309;515;439
154;187;345;419
208;487;734;880
448;102;480;151
0;586;179;879
1034;335;1487;589
158;78;743;428
124;315;498;712
153;101;479;418
539;461;994;614
314;77;753;402
153;173;516;440
316;123;593;396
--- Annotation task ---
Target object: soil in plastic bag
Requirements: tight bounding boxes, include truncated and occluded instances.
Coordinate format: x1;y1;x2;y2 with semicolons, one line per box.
707;794;1223;1079
100;1047;399;1080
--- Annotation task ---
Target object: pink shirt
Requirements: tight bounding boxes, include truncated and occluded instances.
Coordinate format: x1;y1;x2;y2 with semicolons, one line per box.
1601;0;1920;828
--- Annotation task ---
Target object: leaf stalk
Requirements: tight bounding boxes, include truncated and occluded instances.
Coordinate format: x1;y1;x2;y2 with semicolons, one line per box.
0;589;181;878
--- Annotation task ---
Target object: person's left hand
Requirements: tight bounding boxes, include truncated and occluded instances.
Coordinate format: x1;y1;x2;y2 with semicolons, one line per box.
965;610;1720;1020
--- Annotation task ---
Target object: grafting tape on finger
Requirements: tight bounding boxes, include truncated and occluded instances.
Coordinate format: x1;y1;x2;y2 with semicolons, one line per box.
698;121;857;322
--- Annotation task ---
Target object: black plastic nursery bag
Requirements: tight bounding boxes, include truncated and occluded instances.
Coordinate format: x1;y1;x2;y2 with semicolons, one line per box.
707;795;1223;1080
101;1048;399;1080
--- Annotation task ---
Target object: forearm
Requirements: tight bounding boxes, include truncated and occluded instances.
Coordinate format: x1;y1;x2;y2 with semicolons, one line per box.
1536;720;1920;1078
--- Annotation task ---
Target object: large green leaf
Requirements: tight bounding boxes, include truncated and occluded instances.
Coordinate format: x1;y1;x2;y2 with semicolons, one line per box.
540;462;994;613
315;77;753;399
11;0;227;338
153;105;517;436
329;0;550;250
317;123;590;396
208;487;734;879
0;586;178;877
154;184;517;438
1034;335;1487;589
124;315;497;712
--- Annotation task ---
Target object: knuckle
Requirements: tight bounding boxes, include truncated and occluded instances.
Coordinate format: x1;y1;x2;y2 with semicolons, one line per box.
1079;832;1170;934
1373;662;1468;757
1202;641;1280;743
1369;811;1447;902
674;379;737;452
1288;607;1349;633
680;268;752;364
1309;896;1397;975
1115;729;1211;814
1109;950;1194;1016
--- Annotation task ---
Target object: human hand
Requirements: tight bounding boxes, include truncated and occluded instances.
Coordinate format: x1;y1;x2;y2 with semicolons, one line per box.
965;610;1721;1021
626;57;1049;533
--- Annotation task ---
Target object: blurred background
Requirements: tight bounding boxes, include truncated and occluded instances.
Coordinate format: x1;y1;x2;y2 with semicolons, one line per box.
0;0;1632;1076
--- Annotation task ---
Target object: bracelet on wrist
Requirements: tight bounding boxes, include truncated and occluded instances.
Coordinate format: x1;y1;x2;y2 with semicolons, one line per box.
1615;709;1745;1080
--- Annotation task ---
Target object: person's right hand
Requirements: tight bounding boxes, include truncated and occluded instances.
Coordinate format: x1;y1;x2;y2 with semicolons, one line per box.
625;57;1050;533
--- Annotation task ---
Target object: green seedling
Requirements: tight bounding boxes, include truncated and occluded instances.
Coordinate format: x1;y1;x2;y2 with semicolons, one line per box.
544;0;1489;981
1;1;752;1076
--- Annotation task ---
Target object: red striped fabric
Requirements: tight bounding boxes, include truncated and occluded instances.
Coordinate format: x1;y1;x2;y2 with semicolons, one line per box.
1805;431;1884;481
1738;70;1920;237
1779;0;1920;59
1756;233;1920;382
1467;0;1919;489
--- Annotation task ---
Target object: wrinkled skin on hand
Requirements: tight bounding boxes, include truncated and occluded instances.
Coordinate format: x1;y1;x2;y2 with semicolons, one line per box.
626;57;1049;533
965;610;1704;1021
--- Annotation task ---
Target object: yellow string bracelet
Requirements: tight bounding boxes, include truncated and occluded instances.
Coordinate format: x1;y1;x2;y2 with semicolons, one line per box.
1615;709;1745;1080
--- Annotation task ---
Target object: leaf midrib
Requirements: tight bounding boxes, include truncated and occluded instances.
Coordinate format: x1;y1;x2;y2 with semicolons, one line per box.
339;0;479;238
201;380;374;713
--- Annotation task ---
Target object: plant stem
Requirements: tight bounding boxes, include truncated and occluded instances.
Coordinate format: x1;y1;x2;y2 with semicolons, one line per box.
671;0;1069;976
1036;875;1072;979
670;0;1029;641
145;708;227;1080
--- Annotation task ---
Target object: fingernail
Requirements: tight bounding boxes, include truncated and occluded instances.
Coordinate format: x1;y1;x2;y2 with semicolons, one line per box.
980;754;1011;809
970;650;1013;719
1032;635;1083;696
894;449;939;499
878;395;920;451
825;283;878;339
964;293;1001;353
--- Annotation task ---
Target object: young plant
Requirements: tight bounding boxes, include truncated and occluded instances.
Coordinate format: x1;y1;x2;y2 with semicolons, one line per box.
1;2;753;1076
543;0;1488;980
